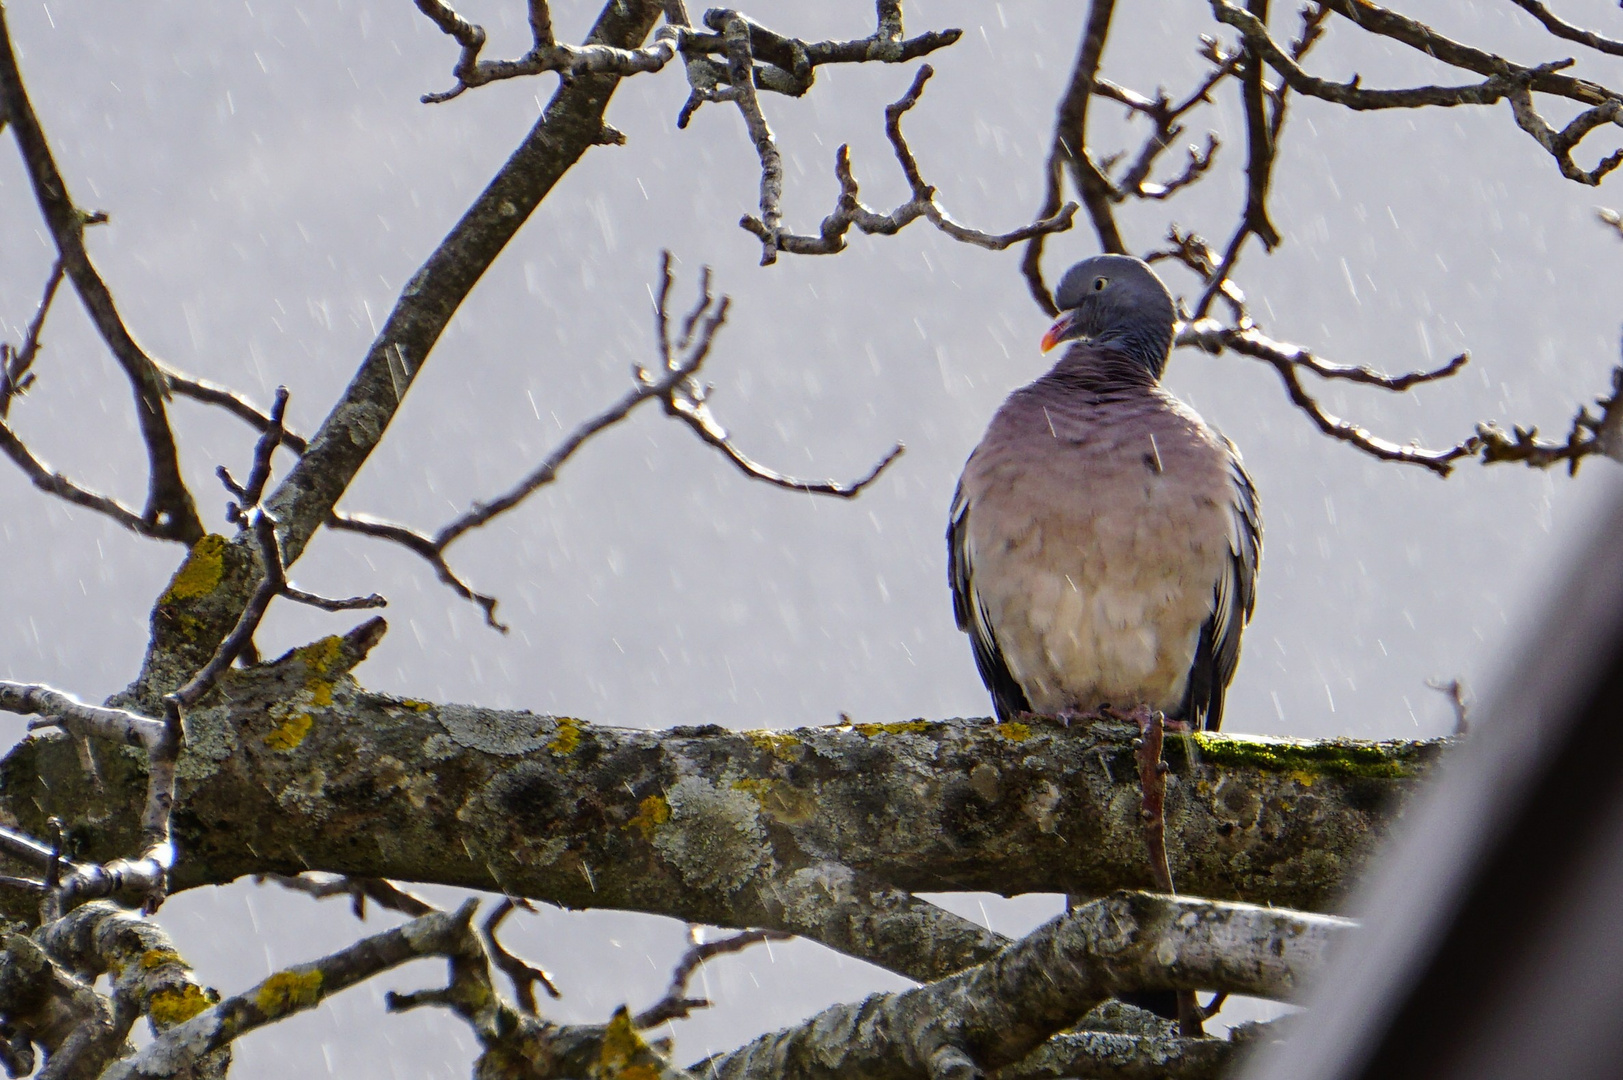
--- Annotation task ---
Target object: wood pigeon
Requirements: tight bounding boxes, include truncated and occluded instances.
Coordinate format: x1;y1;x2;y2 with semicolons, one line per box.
948;255;1261;731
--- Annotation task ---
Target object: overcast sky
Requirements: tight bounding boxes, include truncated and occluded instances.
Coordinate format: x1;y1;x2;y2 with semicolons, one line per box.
3;0;1622;1073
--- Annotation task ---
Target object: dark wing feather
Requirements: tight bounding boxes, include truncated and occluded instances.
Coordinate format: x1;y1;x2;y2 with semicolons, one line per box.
948;478;1032;722
1179;444;1262;731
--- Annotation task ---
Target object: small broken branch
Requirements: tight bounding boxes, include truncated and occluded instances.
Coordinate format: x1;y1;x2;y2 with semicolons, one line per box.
216;386;289;523
1426;677;1471;736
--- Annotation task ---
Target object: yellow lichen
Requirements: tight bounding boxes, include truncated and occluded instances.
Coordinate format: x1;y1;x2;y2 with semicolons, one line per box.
161;534;228;603
993;721;1033;742
628;794;671;838
140;947;182;970
548;716;583;756
746;729;802;755
264;713;314;751
850;720;930;737
149;984;213;1026
254;968;323;1017
594;1007;662;1080
398;699;434;712
295;635;344;676
165;610;208;644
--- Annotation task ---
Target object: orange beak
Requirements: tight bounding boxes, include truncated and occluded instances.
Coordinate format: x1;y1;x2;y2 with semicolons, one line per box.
1040;311;1077;353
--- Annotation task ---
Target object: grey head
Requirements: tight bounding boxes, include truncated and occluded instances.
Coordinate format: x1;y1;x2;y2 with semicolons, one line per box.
1042;255;1177;380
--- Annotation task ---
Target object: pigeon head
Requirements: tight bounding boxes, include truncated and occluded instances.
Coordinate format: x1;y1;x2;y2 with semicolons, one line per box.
1041;255;1176;380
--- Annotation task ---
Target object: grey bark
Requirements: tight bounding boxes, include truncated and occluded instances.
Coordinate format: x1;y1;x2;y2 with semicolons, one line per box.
697;891;1342;1079
1;617;1441;980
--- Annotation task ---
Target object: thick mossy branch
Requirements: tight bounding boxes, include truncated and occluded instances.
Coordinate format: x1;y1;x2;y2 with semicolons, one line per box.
1;637;1443;972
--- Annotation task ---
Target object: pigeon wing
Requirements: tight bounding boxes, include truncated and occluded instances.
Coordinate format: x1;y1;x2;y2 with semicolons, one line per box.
1181;443;1262;731
948;477;1033;722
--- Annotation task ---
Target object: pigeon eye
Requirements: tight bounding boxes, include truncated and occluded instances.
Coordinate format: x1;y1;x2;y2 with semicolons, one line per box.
1092;277;1109;291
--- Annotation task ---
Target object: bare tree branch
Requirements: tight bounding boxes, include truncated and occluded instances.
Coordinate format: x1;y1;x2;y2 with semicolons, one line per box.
1506;88;1623;185
0;259;62;420
478;898;561;1013
0;6;202;545
749;65;1079;258
255;872;436;920
258;0;667;577
998;1020;1279;1080
99;902;487;1080
0;927;121;1080
1507;0;1623;57
37;901;228;1079
155;364;310;455
634;925;791;1028
330;256;901;629
414;0;961;107
3;669;1442;970
697;892;1347;1080
0;418;148;532
721;14;785;263
412;0;681;103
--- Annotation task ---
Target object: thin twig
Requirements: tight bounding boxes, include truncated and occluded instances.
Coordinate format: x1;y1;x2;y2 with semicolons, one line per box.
721;15;784;264
335;256;902;629
481;899;562;1013
156;364;311;454
218;386;290;523
327;512;506;631
0;6;202;543
0;258;63;419
0;418;150;532
1426;677;1471;735
748;66;1078;257
1507;0;1623;57
282;586;388;612
256;872;437;920
633;926;791;1028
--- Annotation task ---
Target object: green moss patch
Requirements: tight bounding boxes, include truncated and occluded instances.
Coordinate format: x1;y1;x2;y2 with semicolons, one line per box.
1191;733;1420;779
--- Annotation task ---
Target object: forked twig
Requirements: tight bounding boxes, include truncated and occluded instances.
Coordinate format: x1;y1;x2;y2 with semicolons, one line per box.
481;898;562;1013
633;925;791;1028
334;254;902;629
751;65;1078;259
